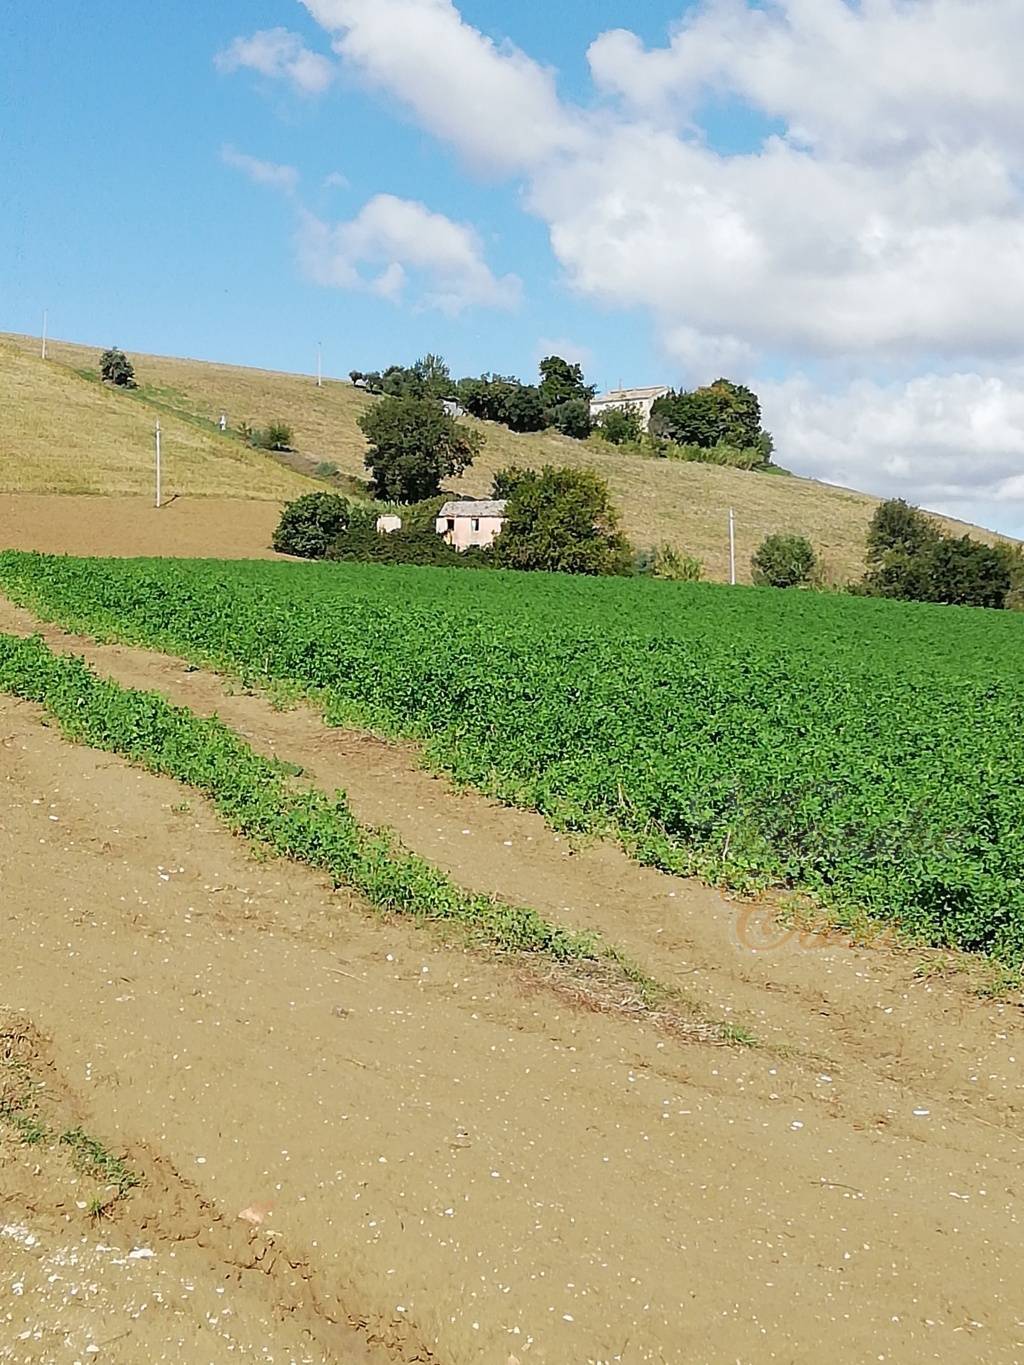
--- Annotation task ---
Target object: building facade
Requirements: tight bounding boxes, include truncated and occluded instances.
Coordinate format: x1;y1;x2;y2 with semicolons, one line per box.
589;385;671;432
435;499;507;551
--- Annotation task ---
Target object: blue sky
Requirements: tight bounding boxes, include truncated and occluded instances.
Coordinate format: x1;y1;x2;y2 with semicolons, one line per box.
2;1;689;389
4;2;1024;534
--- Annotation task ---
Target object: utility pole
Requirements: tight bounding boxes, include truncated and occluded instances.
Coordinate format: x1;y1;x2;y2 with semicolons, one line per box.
41;310;48;360
155;421;162;509
317;342;323;388
729;507;737;586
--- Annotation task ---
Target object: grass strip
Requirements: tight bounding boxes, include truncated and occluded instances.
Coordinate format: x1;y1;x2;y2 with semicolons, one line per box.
0;632;751;1042
0;631;590;960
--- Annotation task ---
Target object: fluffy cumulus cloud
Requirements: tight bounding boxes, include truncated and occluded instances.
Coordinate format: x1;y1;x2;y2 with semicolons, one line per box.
301;0;582;173
297;195;521;314
762;371;1024;536
215;27;334;96
221;145;299;195
294;0;1024;527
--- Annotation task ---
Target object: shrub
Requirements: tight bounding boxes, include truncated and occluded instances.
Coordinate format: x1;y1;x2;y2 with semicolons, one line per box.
99;348;136;389
501;385;548;433
663;440;764;471
272;492;352;559
264;421;293;452
315;461;340;479
547;398;592;439
861;499;1011;608
492;466;632;576
650;544;703;582
752;534;817;588
330;522;491;570
360;395;483;502
595;404;644;445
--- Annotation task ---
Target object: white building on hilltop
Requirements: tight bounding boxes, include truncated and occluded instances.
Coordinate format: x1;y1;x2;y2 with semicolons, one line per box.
590;385;671;432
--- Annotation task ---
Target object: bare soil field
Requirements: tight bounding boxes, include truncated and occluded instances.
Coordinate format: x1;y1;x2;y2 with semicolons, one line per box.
0;495;285;560
1;596;1023;1363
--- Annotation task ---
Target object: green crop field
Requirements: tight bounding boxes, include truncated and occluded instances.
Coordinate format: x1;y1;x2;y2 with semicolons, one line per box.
3;550;1023;961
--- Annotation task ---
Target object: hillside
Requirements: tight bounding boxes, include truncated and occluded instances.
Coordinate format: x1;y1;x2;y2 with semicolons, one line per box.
0;338;313;502
1;332;1013;580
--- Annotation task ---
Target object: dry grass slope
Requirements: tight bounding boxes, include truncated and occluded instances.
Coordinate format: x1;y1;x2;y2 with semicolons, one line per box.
0;339;314;501
2;332;1014;581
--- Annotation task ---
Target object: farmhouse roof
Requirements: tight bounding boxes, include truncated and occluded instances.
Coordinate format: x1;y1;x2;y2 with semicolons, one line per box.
592;386;670;404
438;500;508;519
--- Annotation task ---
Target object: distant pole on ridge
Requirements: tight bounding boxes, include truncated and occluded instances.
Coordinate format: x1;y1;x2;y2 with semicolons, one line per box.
155;421;162;509
317;342;323;388
729;507;737;585
41;310;48;360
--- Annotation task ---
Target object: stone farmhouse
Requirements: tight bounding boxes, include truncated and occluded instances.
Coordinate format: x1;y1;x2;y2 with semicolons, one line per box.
589;385;670;432
436;499;507;551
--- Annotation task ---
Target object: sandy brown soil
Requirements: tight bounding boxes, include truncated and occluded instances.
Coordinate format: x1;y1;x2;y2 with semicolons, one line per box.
2;599;1024;1363
0;495;285;560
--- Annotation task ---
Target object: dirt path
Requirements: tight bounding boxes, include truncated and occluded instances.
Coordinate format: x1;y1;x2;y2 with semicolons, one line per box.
2;601;1024;1362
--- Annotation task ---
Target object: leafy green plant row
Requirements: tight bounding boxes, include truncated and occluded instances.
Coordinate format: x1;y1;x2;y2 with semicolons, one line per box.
3;552;1024;963
0;631;599;966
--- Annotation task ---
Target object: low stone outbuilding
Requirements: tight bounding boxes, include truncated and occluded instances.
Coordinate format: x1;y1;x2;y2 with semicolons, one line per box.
435;499;507;551
376;514;403;535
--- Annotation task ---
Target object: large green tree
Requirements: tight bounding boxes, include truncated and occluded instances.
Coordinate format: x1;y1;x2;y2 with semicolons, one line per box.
501;384;548;433
651;378;768;454
861;498;1011;608
865;498;941;563
359;396;482;502
537;355;596;409
491;466;632;575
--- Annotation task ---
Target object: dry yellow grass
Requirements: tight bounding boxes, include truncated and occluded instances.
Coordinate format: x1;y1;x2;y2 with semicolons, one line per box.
2;332;1013;581
0;340;314;501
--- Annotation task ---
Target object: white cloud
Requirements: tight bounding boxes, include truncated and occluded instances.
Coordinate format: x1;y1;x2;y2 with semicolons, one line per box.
322;170;350;190
297;194;521;314
300;0;1024;361
295;0;1024;527
762;370;1024;535
216;27;334;96
221;144;299;195
535;337;593;369
587;1;1024;164
301;0;582;173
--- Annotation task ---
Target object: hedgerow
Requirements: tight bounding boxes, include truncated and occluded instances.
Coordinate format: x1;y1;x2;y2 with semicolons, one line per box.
2;552;1024;961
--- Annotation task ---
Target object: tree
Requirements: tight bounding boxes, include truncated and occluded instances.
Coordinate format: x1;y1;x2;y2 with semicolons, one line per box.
651;378;769;456
595;404;644;445
916;537;1011;608
865;534;1010;608
359;395;483;502
502;384;548;433
456;374;522;423
865;498;941;564
538;355;595;410
752;534;817;588
273;493;352;559
491;466;632;575
860;499;1010;607
100;347;136;389
547;398;592;439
